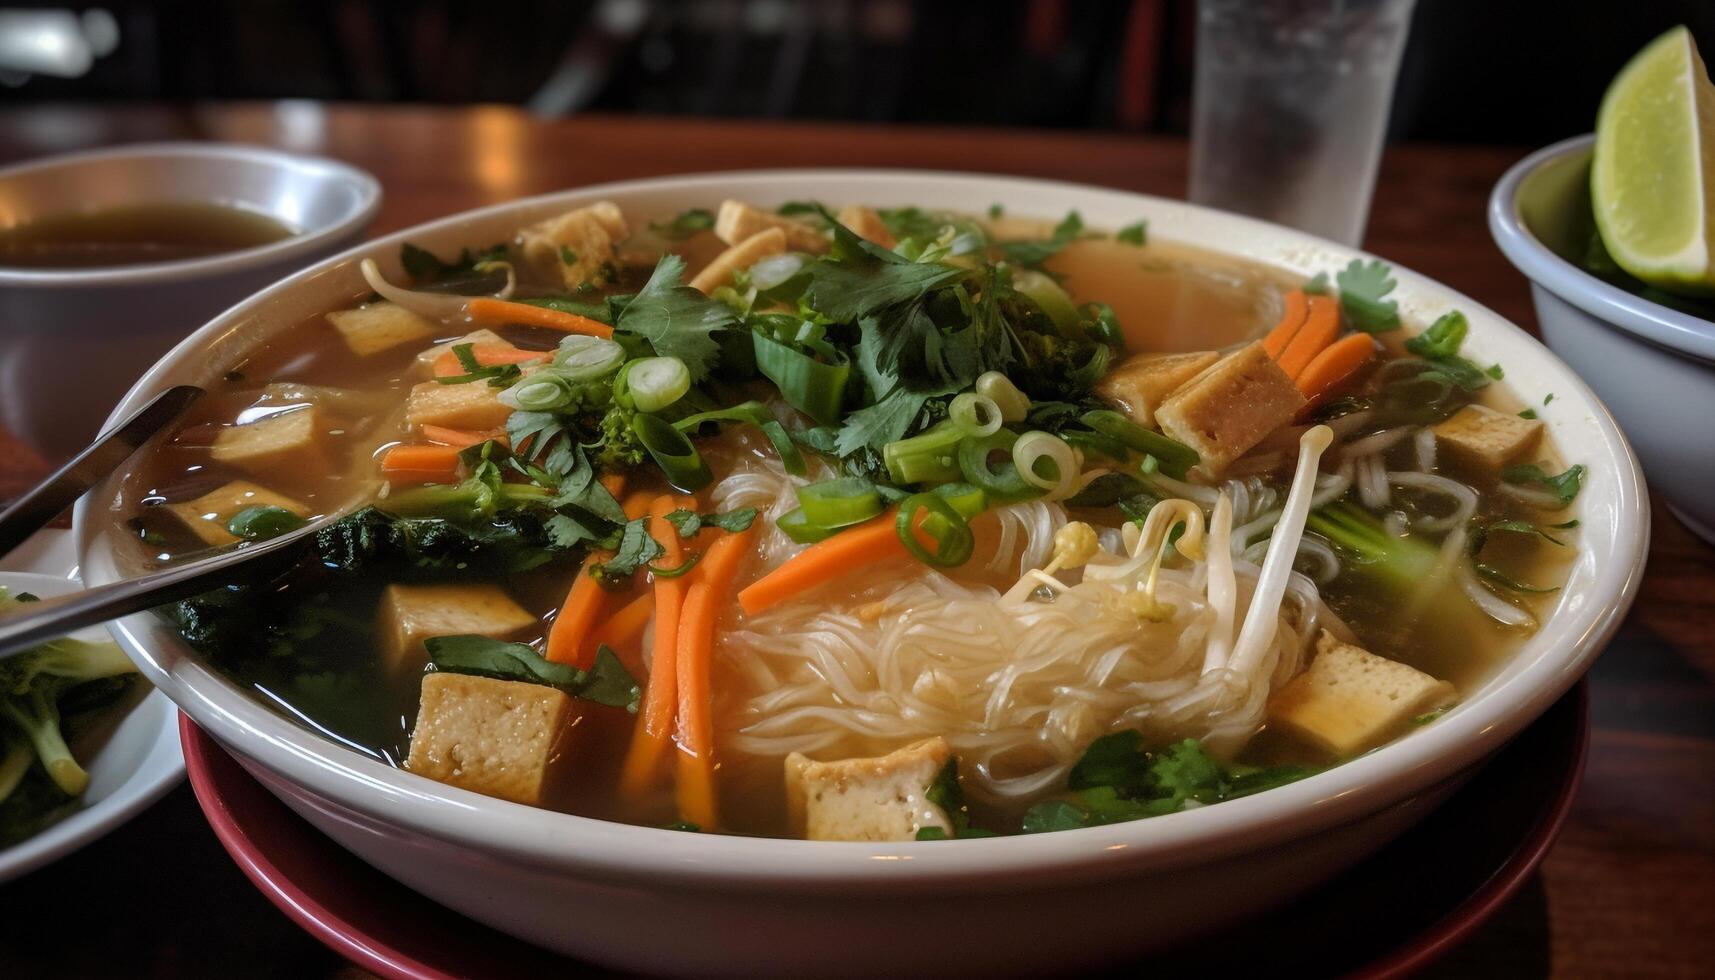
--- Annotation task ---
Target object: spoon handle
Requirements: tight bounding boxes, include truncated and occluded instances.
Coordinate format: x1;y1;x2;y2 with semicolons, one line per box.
0;385;204;559
0;526;311;660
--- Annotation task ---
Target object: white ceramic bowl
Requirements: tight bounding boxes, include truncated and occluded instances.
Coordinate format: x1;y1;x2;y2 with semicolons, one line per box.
1490;134;1715;543
0;142;380;460
0;570;183;884
74;172;1648;976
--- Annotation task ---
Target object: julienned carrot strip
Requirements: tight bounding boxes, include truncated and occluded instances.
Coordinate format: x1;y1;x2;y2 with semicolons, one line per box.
465;297;614;338
620;495;695;797
431;344;545;378
379;444;462;484
1294;333;1378;413
588;591;655;656
1276;295;1340;381
736;512;906;617
674;524;756;828
599;472;626;498
420;424;506;449
544;489;655;667
1262;290;1310;359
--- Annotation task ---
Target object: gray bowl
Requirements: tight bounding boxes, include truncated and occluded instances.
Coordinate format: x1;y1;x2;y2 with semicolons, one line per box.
1490;134;1711;541
0;142;380;460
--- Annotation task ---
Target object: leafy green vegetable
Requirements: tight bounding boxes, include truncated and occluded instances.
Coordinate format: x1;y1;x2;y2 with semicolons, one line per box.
1403;311;1468;359
226;505;307;542
912;758;998;840
1475;518;1565;549
986;203;1004;219
998;210;1084;267
399;241;508;284
1336;259;1401;333
1475;564;1560;594
1303;271;1330;295
1502;463;1586;506
424;635;641;712
615;254;738;382
558;245;578;265
1306;503;1440;592
1550;519;1581;530
1519;408;1538;420
804;213;963;322
1114;220;1148;246
649;208;716;239
1486;363;1505;380
1412;707;1447;725
662;507;759;538
1067;729;1151;795
592;518;665;584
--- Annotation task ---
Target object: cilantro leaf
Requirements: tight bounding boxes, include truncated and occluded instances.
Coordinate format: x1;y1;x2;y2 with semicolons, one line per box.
1336;259;1401;333
1115;220;1149;246
592;517;666;583
663;507;758;537
804;238;962;322
424;635;640;711
400;242;444;281
1502;463;1587;506
834;387;933;457
615;254;737;382
1067;730;1151;794
1486;363;1505;380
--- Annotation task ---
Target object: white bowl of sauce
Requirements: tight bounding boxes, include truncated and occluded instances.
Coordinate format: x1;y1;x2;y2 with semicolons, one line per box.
0;141;380;460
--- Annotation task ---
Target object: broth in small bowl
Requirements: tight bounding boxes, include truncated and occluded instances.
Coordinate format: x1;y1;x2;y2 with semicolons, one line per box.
75;171;1647;975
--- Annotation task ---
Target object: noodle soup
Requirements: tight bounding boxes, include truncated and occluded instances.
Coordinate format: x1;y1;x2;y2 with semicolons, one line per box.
115;200;1581;839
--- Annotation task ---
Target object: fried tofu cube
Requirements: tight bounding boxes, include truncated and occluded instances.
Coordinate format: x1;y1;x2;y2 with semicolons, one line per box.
210;407;327;476
405;673;576;806
415;328;509;368
520;201;629;290
1155;342;1306;476
714;199;830;254
689;227;789;294
835;204;897;250
1432;404;1544;473
327;302;438;357
378;583;538;676
1268;632;1456;759
405;380;512;431
784;737;955;842
165;480;307;546
1094;350;1221;428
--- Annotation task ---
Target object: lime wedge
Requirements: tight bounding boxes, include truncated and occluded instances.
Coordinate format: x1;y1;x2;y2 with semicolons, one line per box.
1593;26;1715;295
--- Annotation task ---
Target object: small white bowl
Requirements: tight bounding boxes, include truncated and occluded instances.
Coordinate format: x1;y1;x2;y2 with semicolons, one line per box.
1490;134;1715;541
75;171;1649;975
0;142;380;460
0;569;182;884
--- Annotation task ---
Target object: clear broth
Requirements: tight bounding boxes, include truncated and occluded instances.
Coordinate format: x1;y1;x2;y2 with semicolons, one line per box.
0;201;295;269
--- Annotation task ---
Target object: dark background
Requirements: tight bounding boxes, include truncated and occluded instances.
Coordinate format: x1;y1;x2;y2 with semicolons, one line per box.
0;0;1710;144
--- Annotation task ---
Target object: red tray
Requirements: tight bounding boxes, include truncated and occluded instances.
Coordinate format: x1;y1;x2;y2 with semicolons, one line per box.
183;682;1587;979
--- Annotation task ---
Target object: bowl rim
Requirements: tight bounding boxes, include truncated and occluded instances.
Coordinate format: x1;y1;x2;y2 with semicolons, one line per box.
75;168;1650;891
0;141;382;289
1488;132;1715;363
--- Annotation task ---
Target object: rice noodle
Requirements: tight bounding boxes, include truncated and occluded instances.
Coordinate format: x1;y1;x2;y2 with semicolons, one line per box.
1355;452;1390;509
1339;425;1415;461
1414;428;1437;473
1388;470;1479;532
717;430;1338;804
1456;559;1537;628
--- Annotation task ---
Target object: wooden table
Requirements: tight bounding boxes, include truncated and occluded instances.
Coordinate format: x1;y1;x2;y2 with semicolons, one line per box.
1;104;1710;978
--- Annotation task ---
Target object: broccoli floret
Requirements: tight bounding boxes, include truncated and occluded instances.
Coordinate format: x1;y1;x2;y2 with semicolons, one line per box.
597;404;648;471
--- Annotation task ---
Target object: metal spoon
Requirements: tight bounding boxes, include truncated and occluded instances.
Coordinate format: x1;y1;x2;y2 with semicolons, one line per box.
0;508;346;660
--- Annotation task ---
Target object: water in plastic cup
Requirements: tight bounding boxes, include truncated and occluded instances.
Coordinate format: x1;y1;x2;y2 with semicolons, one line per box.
1189;0;1416;247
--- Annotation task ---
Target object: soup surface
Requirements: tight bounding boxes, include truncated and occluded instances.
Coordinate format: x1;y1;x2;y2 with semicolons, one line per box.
116;199;1581;840
0;201;294;269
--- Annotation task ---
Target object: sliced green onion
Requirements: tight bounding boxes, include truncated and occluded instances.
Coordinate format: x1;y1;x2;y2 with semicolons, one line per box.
750;253;806;291
500;374;576;412
778;506;839;544
631;413;712;491
949;392;1003;437
753;330;850;425
1139;453;1160;475
553;335;625;380
896;493;975;568
957;429;1039;504
672;400;806;476
622;356;691;413
975;371;1029;422
226;505;306;541
1079;410;1200;479
931;482;987;520
1012;431;1078;498
650;552;704;579
1011;269;1082;337
796;477;882;528
883;421;964;485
